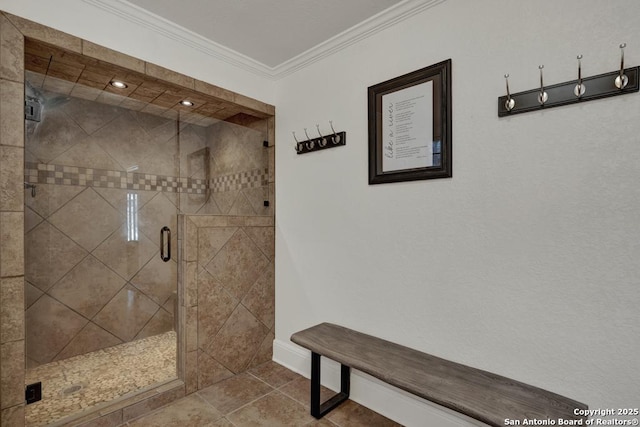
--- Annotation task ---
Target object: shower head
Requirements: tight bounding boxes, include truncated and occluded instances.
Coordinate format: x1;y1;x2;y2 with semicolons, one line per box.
25;78;71;109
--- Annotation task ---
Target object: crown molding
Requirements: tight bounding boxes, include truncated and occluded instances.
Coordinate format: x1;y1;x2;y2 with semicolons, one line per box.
270;0;448;79
82;0;448;81
82;0;275;78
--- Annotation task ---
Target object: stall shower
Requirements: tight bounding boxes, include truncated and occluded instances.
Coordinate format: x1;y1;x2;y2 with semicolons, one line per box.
21;61;269;425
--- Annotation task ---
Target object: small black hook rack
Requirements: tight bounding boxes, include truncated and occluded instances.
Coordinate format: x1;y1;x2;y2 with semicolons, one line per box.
294;122;346;155
498;45;640;117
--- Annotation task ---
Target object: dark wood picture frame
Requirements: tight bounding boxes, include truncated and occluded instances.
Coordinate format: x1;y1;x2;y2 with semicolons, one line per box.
368;59;452;184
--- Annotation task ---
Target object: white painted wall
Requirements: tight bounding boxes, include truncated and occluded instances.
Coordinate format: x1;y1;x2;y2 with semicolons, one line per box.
0;0;276;103
3;0;640;423
274;0;640;424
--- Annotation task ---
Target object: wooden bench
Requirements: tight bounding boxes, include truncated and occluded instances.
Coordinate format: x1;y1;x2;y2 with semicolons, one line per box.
291;323;587;426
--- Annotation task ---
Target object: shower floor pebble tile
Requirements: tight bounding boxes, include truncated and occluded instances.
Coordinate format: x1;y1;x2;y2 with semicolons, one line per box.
25;331;176;426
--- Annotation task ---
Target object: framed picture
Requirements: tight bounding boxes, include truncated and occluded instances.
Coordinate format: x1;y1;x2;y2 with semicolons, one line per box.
368;59;452;184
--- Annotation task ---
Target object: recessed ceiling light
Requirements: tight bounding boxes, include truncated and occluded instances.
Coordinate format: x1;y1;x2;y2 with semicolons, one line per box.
180;100;194;107
110;80;128;89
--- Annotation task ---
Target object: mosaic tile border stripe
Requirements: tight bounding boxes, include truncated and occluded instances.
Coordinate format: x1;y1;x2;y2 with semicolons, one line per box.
210;169;267;193
25;162;268;194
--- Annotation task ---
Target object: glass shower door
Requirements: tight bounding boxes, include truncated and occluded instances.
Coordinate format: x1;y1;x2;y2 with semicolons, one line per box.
24;71;179;426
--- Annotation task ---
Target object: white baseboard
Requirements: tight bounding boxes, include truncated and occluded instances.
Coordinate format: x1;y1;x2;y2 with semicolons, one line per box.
273;339;488;427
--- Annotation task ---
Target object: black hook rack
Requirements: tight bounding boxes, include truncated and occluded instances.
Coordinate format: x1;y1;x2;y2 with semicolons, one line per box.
294;122;346;154
498;67;639;117
499;45;639;117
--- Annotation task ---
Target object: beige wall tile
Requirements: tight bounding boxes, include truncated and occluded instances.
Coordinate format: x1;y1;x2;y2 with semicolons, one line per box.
186;305;197;352
1;340;24;409
267;116;275;146
185;350;197;394
1;276;24;343
145;62;194;89
205;305;268;374
189;215;228;228
244;227;275;261
268;146;275;183
0;145;23;211
197;227;237;266
177;214;185;241
241;263;275;329
0;79;24;148
0;14;24;82
25;221;86;291
48;188;123;252
203;229;268;301
194;80;235;103
134;308;173;340
0;212;24;277
226;216;247;227
1;403;24;427
4;13;81;53
92;226;156;281
197;269;237;348
184;218;198;262
0;10;278;421
26;294;88;364
197;349;233;390
48;255;125;319
269;183;275;217
233;93;272;117
131;256;177;305
248;330;274;369
245;216;274;227
82;40;145;73
92;285;159;342
241;187;271;216
228;192;256;216
54;322;122;361
185;261;197;307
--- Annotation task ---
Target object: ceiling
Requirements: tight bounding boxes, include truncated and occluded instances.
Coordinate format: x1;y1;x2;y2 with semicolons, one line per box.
125;0;404;68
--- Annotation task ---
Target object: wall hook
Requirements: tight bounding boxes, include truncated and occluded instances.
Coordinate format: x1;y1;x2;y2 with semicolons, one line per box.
574;55;586;97
304;128;315;150
295;122;346;154
615;43;629;89
316;124;327;147
538;66;549;105
498;49;639;117
293;131;303;152
329;120;341;144
504;74;515;111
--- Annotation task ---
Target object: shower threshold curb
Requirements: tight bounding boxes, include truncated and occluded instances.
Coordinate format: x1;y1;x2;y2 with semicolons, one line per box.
44;377;183;427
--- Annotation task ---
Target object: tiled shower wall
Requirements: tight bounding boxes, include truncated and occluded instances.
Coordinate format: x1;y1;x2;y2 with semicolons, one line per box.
23;73;271;367
0;12;27;425
0;11;276;426
179;215;275;394
22;85;187;367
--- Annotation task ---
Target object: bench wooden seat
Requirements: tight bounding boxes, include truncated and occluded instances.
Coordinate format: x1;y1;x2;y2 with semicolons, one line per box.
291;323;587;426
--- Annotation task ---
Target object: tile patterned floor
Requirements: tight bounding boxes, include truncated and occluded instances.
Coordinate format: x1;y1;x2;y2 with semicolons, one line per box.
124;361;402;427
25;331;176;426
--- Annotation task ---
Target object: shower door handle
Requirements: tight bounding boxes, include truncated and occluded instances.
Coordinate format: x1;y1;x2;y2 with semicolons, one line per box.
160;226;171;262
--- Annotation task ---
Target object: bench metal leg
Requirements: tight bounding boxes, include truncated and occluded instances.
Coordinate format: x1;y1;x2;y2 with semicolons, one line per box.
310;352;350;419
